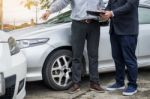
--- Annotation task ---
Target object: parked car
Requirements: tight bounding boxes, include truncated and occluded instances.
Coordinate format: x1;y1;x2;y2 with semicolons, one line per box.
9;4;150;90
0;31;27;99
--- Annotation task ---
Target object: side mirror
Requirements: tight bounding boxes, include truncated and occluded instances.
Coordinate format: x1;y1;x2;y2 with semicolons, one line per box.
99;20;109;26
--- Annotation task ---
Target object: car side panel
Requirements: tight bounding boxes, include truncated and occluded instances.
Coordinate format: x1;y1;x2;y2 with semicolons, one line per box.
138;24;150;67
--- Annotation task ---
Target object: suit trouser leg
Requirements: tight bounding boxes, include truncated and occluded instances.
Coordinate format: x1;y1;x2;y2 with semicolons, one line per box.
119;35;138;88
71;21;87;84
87;23;100;84
110;34;125;86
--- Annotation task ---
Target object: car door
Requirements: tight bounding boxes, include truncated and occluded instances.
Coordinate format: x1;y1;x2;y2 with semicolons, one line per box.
138;6;150;67
98;25;115;71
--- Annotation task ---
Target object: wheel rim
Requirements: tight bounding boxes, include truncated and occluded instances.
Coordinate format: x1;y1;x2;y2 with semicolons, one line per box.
51;55;72;87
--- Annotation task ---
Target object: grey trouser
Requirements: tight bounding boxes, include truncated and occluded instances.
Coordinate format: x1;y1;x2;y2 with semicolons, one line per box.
71;20;100;84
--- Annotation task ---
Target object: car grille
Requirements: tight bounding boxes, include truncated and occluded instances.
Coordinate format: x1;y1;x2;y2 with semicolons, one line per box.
0;75;16;99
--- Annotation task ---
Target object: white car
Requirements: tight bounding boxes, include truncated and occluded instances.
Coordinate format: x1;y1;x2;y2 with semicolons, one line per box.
0;31;27;99
9;4;150;90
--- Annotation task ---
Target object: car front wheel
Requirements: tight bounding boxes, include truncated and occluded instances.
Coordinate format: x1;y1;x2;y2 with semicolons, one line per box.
42;49;73;90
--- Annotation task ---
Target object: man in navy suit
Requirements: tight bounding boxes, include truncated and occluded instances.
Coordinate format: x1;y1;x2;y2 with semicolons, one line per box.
100;0;139;96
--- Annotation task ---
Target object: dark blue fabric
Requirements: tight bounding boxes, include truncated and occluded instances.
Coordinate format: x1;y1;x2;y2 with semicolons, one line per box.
106;0;139;35
110;33;138;88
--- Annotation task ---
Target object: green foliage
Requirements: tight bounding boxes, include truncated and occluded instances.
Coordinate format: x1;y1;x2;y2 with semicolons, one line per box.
40;0;55;10
22;0;55;10
22;0;38;9
40;0;50;9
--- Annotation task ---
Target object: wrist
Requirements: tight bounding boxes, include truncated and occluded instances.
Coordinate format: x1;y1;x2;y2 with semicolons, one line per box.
111;11;114;17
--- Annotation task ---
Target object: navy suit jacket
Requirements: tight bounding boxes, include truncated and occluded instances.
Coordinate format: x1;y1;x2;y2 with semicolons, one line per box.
106;0;139;35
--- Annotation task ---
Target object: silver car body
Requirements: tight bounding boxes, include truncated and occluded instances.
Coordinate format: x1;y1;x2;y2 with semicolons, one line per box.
9;4;150;82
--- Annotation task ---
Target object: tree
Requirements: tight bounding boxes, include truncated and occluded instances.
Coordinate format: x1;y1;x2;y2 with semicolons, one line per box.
21;0;56;23
0;0;3;30
21;0;38;10
22;0;55;10
40;0;50;9
40;0;55;9
21;0;40;23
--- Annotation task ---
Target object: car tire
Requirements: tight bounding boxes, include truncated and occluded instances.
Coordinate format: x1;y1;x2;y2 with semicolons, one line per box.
42;49;73;90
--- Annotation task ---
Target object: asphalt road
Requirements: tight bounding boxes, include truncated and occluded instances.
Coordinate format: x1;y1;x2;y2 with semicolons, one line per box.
25;68;150;99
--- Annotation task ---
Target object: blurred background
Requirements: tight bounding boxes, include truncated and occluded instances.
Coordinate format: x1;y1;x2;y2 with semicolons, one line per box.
1;0;148;31
0;0;65;31
0;0;109;31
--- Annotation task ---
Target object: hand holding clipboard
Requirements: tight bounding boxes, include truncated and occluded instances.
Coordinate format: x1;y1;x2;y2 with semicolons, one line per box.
87;10;109;26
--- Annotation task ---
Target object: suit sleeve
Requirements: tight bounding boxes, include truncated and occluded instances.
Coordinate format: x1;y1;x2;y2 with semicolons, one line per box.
113;0;139;16
49;0;70;13
105;0;111;10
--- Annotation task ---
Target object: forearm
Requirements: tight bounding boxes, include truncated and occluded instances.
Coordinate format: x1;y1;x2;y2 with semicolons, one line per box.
113;0;139;16
49;0;70;13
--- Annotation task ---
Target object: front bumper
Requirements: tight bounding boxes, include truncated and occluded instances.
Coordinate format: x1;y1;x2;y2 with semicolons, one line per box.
0;75;16;99
0;73;5;96
0;51;27;99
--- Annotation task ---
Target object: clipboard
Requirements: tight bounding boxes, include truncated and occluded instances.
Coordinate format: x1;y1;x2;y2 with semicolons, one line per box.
87;10;105;16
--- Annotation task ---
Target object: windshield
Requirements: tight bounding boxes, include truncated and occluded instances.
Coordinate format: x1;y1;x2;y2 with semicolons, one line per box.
44;10;71;24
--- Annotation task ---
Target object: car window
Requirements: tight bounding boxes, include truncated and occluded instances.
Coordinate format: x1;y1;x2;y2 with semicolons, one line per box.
139;7;150;24
45;10;71;24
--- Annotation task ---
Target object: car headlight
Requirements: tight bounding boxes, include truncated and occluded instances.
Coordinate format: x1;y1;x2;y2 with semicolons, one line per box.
8;37;20;56
0;73;5;96
17;38;49;49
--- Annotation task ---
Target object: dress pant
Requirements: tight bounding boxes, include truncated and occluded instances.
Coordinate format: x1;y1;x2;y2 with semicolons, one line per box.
110;33;138;88
71;20;100;84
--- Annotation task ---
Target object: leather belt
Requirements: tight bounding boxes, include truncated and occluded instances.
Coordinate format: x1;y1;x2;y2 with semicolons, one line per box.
80;19;98;24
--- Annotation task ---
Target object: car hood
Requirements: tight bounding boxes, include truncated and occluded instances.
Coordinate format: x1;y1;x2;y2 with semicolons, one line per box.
8;23;71;39
0;31;10;42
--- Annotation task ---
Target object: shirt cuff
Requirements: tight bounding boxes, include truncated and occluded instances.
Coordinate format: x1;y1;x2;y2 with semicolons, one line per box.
111;11;114;17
